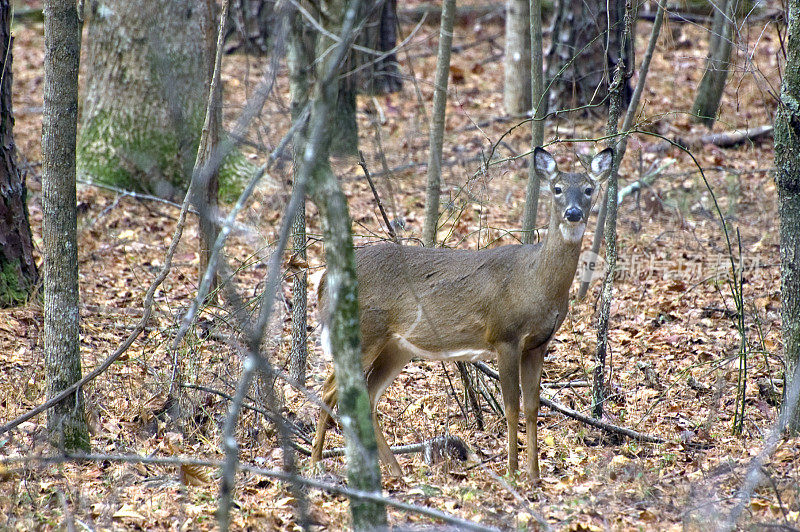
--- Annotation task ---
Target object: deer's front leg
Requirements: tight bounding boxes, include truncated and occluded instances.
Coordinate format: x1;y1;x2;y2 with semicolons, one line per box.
521;346;546;479
496;342;521;475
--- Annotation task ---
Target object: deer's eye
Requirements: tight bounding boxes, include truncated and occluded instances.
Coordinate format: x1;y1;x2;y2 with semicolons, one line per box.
584;187;593;196
553;186;563;195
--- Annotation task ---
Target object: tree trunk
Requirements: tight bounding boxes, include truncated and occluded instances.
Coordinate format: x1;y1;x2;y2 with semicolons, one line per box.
545;0;631;114
691;0;735;127
422;0;456;247
225;0;274;54
330;74;360;156
592;1;635;420
319;0;404;156
289;205;308;385
194;0;225;301
288;6;315;387
0;0;38;307
358;0;402;94
521;0;545;243
42;0;89;452
578;1;665;301
304;0;387;526
503;0;531;115
775;0;800;433
78;0;213;197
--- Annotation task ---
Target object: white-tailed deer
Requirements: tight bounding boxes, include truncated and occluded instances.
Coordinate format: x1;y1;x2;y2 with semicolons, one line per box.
311;146;613;478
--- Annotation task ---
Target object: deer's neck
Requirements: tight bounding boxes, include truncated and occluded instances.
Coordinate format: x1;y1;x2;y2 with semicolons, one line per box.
529;213;585;298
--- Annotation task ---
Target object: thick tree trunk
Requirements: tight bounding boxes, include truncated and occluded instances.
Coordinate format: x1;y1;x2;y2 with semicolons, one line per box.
42;0;89;451
0;0;37;307
358;0;402;94
78;0;212;197
775;0;800;433
503;0;531;115
691;0;734;127
545;0;631;114
330;75;360;156
226;0;275;54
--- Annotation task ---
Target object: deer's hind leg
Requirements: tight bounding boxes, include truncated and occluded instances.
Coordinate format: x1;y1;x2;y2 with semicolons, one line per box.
311;370;338;470
364;338;412;476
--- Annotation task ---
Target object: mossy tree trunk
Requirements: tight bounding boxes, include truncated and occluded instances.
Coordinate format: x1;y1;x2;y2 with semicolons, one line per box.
775;0;800;433
78;0;212;198
42;0;90;452
304;0;387;526
0;0;38;307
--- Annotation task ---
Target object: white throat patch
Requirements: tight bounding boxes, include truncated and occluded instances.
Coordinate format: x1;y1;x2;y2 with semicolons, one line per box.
560;222;586;243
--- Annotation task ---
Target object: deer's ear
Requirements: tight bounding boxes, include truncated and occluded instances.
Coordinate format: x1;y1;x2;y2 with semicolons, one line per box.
534;147;558;181
590;148;614;183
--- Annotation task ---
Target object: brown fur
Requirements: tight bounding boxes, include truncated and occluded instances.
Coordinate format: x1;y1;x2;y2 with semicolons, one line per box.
311;147;613;478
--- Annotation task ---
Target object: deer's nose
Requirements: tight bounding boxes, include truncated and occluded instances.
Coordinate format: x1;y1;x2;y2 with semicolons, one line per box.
564;207;583;222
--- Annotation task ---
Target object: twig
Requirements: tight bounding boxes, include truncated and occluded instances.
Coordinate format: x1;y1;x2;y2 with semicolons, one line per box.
76;178;195;212
0;453;498;532
358;151;398;243
180;382;313;446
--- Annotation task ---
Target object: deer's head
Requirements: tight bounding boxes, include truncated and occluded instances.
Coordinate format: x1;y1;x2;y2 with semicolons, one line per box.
534;146;614;243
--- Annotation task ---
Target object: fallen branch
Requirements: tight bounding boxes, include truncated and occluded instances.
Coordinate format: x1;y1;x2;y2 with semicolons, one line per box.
322;434;471;464
647;125;774;152
471;362;666;444
399;4;504;25
617;158;676;205
699;125;773;147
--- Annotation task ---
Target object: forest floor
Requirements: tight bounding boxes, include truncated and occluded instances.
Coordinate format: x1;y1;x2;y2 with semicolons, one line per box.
2;1;800;530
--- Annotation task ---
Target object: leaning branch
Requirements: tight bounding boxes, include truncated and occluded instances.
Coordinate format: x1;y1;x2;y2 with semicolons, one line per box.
358;151;398;243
